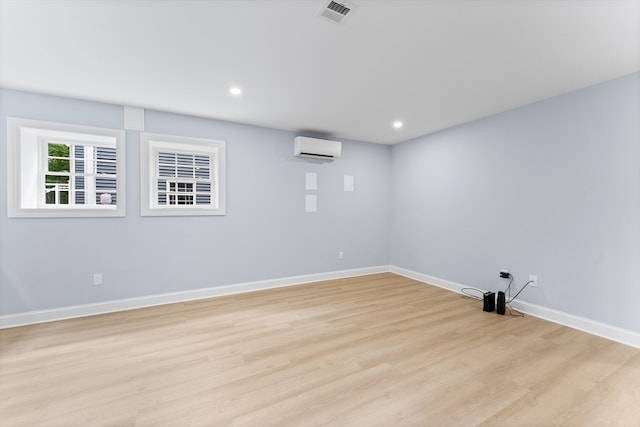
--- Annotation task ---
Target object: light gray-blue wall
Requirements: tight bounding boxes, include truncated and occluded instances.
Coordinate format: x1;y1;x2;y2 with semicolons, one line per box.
390;73;640;331
0;89;391;315
2;73;639;333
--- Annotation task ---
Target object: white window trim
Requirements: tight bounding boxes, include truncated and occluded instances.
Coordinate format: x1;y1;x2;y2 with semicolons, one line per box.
140;132;226;216
7;117;126;218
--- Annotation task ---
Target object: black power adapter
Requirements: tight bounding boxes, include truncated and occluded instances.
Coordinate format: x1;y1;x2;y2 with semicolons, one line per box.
483;292;495;312
496;291;506;315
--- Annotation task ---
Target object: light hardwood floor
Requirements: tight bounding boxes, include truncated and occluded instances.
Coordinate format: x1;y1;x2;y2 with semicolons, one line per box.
1;273;638;426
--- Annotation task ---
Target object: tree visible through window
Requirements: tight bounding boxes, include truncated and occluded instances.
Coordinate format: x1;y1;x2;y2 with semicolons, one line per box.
46;143;71;205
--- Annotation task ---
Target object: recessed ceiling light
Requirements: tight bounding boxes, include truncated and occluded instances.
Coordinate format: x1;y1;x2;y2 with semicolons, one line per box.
393;121;403;129
229;87;242;96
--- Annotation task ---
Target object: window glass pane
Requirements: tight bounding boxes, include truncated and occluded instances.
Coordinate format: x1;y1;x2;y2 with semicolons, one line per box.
159;164;176;177
75;191;85;204
96;161;117;175
48;143;71;173
194;155;209;165
48;143;70;157
177;154;193;165
158;152;176;163
45;185;56;205
46;175;69;184
94;191;117;205
176;194;193;205
196;194;211;205
76;176;85;190
45;175;69;205
196;182;210;192
96;177;117;192
48;158;70;172
45;185;69;205
99;194;114;204
74;145;84;159
96;147;117;161
177;166;193;177
177;182;193;192
195;167;209;179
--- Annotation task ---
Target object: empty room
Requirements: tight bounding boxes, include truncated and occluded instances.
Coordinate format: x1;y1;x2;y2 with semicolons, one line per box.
0;1;638;426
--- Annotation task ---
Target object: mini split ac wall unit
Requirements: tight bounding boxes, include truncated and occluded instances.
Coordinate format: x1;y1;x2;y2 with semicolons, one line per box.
294;136;342;160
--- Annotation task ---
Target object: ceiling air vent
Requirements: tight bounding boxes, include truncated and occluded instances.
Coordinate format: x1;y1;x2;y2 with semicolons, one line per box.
317;1;356;24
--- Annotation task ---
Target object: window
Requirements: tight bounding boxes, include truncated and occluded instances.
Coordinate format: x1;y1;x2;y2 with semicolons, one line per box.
140;133;225;216
7;118;125;217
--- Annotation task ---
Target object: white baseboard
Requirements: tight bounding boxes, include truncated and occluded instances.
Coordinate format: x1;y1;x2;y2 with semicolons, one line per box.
389;266;468;294
390;266;640;349
4;265;638;349
0;266;389;329
509;299;640;349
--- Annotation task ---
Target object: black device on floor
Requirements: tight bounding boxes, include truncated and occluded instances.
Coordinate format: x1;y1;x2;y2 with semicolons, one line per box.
483;291;495;312
496;291;506;315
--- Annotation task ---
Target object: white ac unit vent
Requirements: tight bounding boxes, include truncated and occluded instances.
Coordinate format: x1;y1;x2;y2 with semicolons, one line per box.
317;1;356;24
294;136;342;160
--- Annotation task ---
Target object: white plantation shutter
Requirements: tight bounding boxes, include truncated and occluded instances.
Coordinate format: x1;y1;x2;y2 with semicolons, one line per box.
156;151;214;206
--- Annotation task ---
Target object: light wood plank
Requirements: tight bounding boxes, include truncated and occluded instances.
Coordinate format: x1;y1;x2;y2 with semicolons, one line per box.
1;273;638;426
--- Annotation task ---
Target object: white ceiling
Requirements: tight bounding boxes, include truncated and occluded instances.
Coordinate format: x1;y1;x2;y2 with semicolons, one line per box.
1;0;638;144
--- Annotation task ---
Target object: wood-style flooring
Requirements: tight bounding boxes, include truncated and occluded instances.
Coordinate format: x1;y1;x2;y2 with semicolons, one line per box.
1;273;638;426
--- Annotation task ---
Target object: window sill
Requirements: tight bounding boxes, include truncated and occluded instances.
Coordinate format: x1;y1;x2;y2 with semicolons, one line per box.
8;206;124;218
140;206;225;217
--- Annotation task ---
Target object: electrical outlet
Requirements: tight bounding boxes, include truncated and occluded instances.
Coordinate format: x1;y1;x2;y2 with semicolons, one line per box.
338;251;344;260
93;273;103;286
529;275;538;287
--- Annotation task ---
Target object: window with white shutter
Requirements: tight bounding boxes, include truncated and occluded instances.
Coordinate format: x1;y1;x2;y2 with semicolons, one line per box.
140;133;225;216
7;118;125;217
